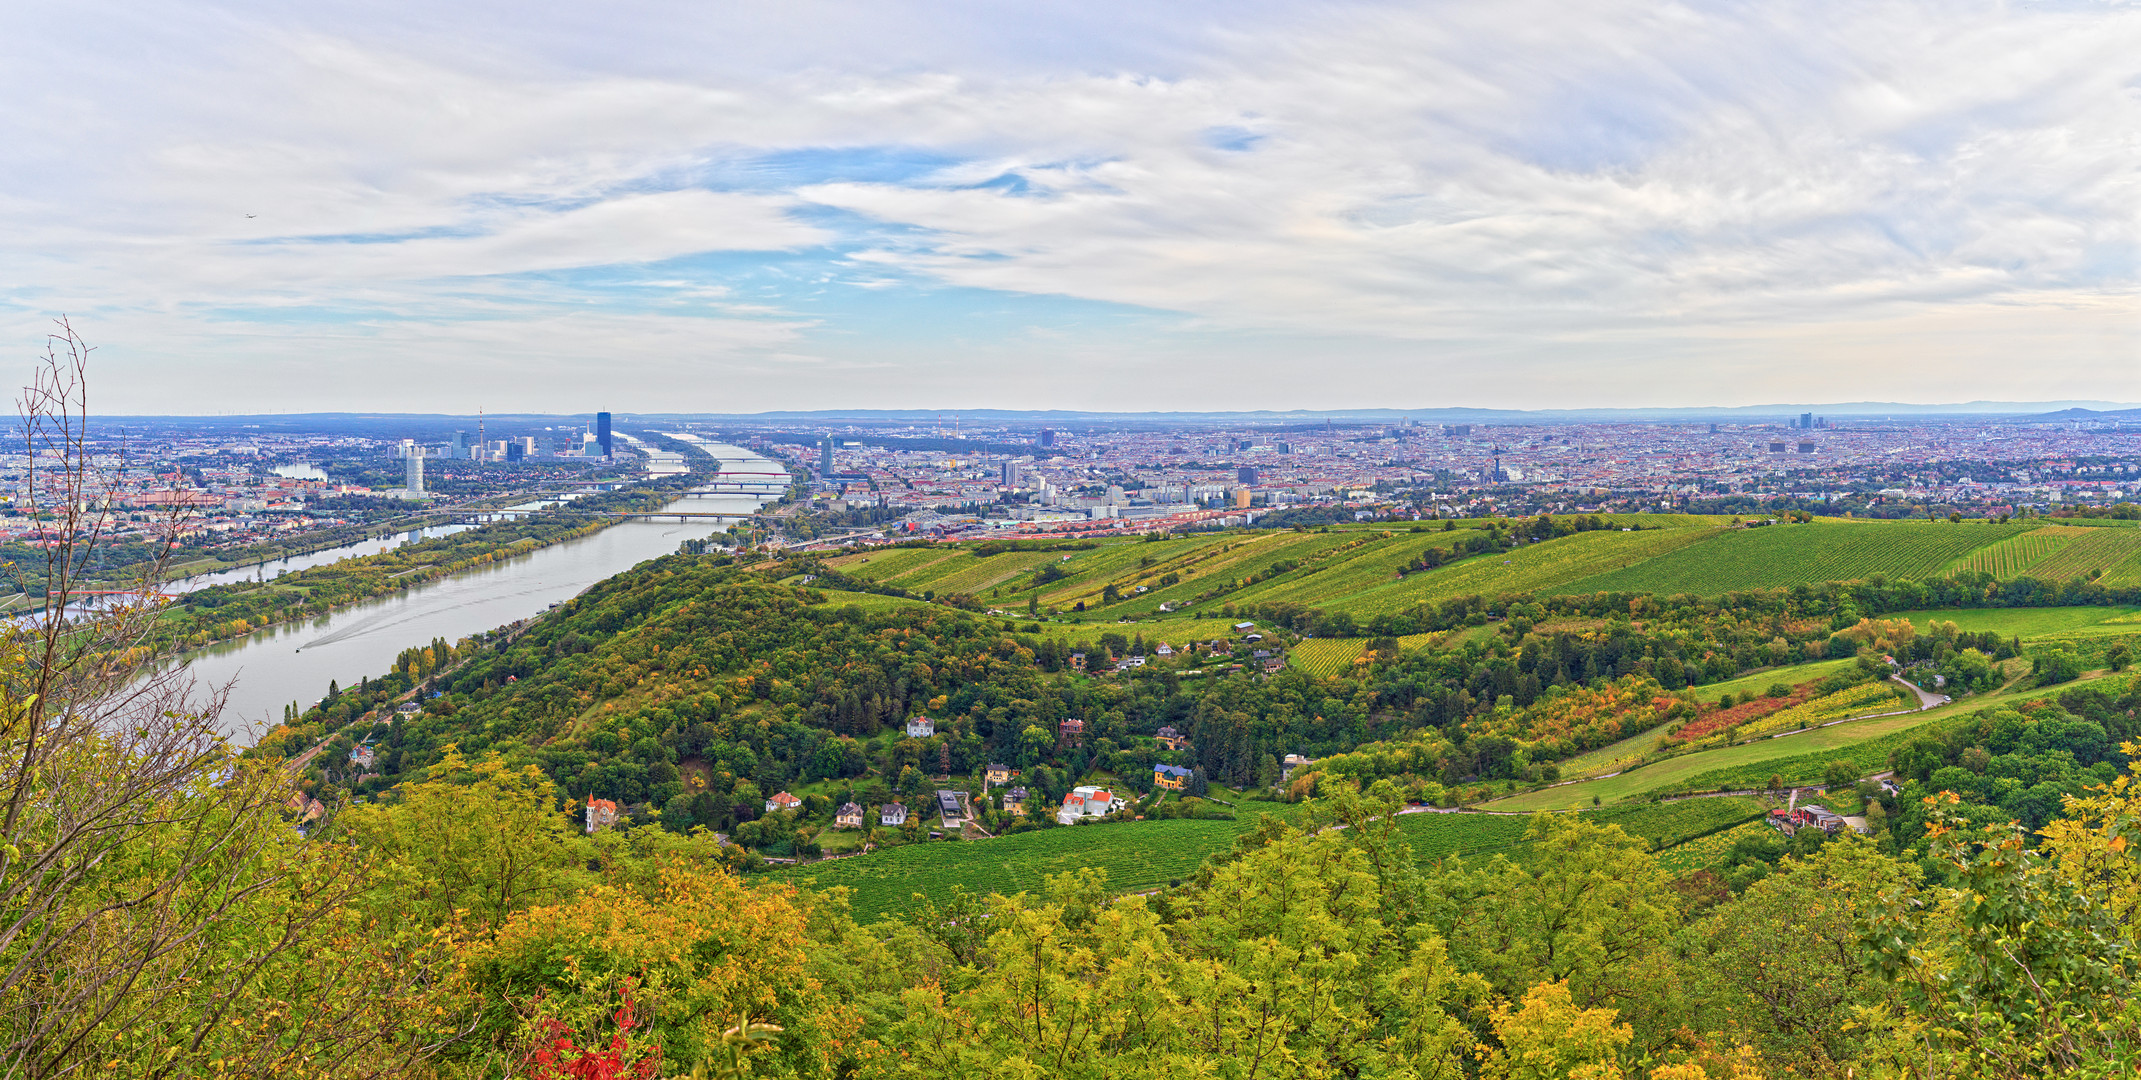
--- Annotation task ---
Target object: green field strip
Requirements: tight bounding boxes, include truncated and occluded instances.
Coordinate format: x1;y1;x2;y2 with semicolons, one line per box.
1553;722;1674;779
1480;667;2127;811
1477;708;1948;811
1688;658;1859;702
1886;606;2141;638
1560;522;2027;596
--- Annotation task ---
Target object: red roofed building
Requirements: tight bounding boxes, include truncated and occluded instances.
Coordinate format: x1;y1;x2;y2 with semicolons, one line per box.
1056;785;1115;825
584;798;620;834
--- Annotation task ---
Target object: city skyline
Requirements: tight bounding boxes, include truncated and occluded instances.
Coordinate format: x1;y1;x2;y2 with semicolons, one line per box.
4;0;2136;413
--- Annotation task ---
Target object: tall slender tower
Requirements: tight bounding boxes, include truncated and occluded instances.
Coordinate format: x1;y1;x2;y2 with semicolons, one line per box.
596;412;613;458
476;407;485;464
405;447;425;494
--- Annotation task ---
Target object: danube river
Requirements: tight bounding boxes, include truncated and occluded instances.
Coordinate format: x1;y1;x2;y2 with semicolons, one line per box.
182;442;780;742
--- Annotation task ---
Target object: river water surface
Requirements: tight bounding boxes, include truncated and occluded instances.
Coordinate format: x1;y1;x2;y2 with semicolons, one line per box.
184;443;776;741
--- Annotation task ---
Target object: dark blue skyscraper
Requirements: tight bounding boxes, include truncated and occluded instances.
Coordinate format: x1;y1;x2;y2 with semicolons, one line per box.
596;412;612;457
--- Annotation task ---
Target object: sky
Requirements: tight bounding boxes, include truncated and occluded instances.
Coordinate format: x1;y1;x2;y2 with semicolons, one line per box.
2;0;2137;415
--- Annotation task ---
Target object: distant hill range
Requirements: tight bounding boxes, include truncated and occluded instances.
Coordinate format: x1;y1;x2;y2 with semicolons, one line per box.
95;401;2141;431
672;401;2141;425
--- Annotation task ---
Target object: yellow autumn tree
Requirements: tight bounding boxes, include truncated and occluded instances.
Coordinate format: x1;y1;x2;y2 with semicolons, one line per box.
452;857;865;1077
1481;980;1631;1080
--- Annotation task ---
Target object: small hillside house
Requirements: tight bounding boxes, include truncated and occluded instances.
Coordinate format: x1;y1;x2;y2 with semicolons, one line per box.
765;791;803;814
1155;726;1190;751
1281;754;1314;781
905;716;935;738
1002;788;1029;816
1154;764;1193;791
985;763;1012;786
834;802;865;829
879;802;908;827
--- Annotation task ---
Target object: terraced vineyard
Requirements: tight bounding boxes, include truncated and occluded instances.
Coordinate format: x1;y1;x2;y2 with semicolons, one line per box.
1287;638;1369;678
768;817;1260;920
1332;527;1720;611
820;516;2134;638
1092;531;1367;616
825;546;960;583
1655;820;1771;876
906;549;1064;596
1949;528;2075;578
2105;550;2141;588
774;796;1772;921
1227;530;1483;609
1560;522;2025;596
2027;527;2141;583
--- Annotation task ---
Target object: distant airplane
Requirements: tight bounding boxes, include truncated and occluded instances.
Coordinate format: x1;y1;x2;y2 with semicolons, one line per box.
245;214;256;219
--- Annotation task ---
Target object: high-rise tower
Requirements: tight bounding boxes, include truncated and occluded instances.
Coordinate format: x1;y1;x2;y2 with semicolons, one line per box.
405;448;425;494
595;412;613;458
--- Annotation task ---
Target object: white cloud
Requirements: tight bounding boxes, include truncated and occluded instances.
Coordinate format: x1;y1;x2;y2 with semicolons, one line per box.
0;0;2135;410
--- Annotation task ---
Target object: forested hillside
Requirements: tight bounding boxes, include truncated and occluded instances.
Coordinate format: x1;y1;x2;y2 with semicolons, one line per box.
33;512;2141;1077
